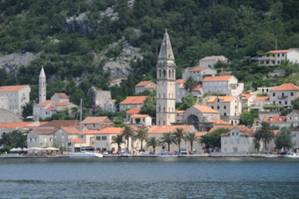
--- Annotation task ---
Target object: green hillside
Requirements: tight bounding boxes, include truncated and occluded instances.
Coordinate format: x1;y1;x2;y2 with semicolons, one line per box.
0;0;299;105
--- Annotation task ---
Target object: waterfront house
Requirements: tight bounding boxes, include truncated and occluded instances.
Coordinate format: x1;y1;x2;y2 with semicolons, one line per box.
128;114;152;126
269;83;299;107
53;127;85;151
119;96;148;111
287;110;299;128
221;126;255;154
81;116;113;130
202;75;244;97
27;127;56;148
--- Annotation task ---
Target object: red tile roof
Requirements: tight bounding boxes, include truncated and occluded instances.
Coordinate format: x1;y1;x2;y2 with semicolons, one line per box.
207;96;234;103
263;115;287;123
126;108;141;115
120;96;148;105
97;127;124;135
203;75;233;82
131;114;150;119
41;120;78;129
54;93;69;99
81;116;110;124
0;121;42;129
0;85;29;92
268;50;288;54
193;105;218;113
271;83;299;91
61;127;81;134
70;138;85;143
135;81;156;89
148;125;194;134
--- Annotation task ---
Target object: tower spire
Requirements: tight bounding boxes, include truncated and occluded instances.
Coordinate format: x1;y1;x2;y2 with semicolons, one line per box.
39;67;46;103
158;29;175;61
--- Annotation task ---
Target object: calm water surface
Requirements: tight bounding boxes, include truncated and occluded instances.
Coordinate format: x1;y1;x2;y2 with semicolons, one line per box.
0;158;298;199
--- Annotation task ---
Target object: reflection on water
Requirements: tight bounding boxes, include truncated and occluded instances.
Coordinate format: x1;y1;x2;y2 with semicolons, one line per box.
0;158;299;198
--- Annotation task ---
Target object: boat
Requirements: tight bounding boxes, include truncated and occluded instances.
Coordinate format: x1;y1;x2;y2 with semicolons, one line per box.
282;153;299;159
68;151;103;158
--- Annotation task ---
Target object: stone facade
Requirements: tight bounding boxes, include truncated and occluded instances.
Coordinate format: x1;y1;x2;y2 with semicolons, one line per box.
156;30;176;125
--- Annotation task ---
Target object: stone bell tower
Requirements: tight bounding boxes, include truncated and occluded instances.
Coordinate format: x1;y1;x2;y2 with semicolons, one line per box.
39;67;46;103
156;30;176;125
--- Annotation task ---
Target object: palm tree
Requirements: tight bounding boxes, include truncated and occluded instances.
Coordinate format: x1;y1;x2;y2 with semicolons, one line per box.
136;127;148;151
147;137;158;154
160;133;173;152
122;125;134;153
173;128;185;153
185;132;197;154
112;135;124;154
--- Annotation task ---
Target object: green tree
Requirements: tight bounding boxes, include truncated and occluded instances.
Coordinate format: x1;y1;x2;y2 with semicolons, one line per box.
255;122;274;152
147;137;158;154
22;103;33;120
140;94;156;118
112;135;124;154
122;125;134;152
185;132;197;154
173;128;185;153
0;131;27;153
136;127;148;151
178;94;197;110
239;109;259;127
160;133;173;152
184;77;197;92
275;127;292;151
201;128;229;152
292;98;299;110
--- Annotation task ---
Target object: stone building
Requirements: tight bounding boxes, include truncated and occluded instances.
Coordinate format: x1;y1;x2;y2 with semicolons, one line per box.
88;87;116;112
156;30;176;125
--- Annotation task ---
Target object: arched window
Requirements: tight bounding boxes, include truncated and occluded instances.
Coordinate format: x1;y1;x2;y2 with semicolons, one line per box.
163;70;166;78
159;70;162;78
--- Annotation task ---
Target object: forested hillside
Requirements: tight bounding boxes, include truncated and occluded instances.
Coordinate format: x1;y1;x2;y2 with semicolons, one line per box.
0;0;299;105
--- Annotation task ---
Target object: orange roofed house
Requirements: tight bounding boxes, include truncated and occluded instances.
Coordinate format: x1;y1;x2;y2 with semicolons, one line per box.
0;85;31;115
135;80;156;94
93;127;124;153
269;83;299;107
206;96;242;125
81;116;113;130
119;96;148;111
183;105;221;130
202;75;244;97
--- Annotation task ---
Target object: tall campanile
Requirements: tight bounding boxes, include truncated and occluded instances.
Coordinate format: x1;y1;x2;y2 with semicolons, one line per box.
39;67;46;104
156;30;176;125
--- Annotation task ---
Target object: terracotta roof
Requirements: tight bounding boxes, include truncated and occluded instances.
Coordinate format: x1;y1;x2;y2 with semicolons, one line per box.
255;96;269;102
268;50;288;54
223;125;253;136
0;85;29;92
203;75;233;82
193;105;218;113
41;120;78;129
176;79;185;85
54;93;69;99
31;127;56;135
126;108;141;115
241;93;255;100
263;115;287;123
97;127;123;135
207;96;234;103
135;81;156;89
131;114;150;119
81;116;110;124
0;121;42;129
195;131;206;138
271;83;299;91
148;125;194;134
209;120;229;125
189;66;209;73
120;96;148;105
61;127;81;134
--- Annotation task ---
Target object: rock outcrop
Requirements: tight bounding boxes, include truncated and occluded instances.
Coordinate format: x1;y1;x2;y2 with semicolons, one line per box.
65;13;91;35
0;52;39;72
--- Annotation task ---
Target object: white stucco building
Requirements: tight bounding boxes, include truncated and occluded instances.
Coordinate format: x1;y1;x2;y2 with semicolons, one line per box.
221;126;255;154
202;75;244;97
256;49;299;66
0;85;31;115
206;96;242;125
269;83;299;107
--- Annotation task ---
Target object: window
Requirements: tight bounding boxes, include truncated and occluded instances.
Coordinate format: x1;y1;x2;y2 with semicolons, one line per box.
291;92;294;96
96;136;101;140
211;106;214;109
285;101;288;105
102;136;107;141
224;106;226;109
273;93;276;97
217;106;220;110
